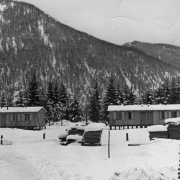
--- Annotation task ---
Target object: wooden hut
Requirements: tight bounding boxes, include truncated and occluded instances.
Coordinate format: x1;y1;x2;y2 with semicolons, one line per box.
0;107;46;129
164;117;180;139
108;104;180;130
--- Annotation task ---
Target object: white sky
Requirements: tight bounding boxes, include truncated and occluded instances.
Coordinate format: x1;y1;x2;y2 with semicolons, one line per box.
15;0;180;46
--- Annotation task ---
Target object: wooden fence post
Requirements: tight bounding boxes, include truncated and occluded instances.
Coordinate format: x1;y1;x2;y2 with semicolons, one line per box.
178;145;180;179
126;133;129;141
108;130;110;158
1;135;3;145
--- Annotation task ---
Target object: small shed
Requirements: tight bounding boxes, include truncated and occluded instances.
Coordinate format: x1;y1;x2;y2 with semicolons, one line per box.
0;107;46;129
147;125;169;140
164;117;180;139
108;104;180;129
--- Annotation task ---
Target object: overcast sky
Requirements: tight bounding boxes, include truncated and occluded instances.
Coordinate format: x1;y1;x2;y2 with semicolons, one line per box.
15;0;180;46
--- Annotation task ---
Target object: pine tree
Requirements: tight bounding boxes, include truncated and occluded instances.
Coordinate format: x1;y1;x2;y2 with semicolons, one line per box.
27;70;40;106
68;95;83;122
116;84;124;105
1;92;6;107
123;85;136;105
142;89;154;104
53;81;60;105
169;77;178;104
46;81;54;106
16;91;25;107
59;82;68;105
88;81;102;123
6;93;13;107
154;87;164;104
176;76;180;104
102;77;117;123
161;78;170;104
59;82;69;119
128;87;136;105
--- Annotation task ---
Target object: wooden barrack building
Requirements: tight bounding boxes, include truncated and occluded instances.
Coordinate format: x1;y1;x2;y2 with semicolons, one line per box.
0;107;46;129
108;104;180;130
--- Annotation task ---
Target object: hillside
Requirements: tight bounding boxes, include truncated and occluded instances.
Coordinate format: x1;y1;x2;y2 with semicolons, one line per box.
125;41;180;68
0;1;180;106
15;0;180;47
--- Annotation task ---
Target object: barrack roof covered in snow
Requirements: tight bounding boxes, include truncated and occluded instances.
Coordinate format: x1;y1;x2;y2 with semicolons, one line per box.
108;104;180;111
0;107;45;113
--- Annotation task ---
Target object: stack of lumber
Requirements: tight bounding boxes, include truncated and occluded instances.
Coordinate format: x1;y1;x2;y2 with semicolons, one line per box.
147;125;168;140
81;123;105;146
168;124;180;139
68;128;84;136
59;124;85;145
149;131;168;140
81;130;102;146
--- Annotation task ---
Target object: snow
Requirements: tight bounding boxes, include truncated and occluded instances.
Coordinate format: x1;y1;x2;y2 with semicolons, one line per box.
108;104;180;111
84;123;105;132
58;131;68;139
14;0;180;47
0;126;178;179
66;135;83;141
164;117;180;124
147;125;168;132
65;122;86;131
0;106;45;113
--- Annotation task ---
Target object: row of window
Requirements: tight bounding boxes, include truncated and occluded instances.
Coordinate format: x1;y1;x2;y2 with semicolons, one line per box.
160;111;177;119
114;111;178;120
115;112;133;120
11;114;31;121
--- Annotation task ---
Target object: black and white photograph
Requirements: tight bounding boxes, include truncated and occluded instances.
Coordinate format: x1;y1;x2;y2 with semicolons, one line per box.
0;0;180;179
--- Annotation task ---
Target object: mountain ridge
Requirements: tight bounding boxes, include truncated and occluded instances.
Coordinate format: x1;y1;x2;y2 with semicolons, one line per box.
0;0;180;107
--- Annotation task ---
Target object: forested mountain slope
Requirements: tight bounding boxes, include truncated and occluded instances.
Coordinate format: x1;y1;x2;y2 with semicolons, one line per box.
125;41;180;68
0;0;179;106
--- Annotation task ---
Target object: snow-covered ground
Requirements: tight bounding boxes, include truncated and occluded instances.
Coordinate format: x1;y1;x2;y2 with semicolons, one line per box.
14;0;180;46
0;124;179;180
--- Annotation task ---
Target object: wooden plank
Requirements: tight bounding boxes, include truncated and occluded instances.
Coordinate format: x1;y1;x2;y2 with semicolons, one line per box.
83;135;101;139
82;139;101;143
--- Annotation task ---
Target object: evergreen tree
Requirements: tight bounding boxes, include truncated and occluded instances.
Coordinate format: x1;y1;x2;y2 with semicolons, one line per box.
102;77;117;123
169;77;178;104
16;91;25;107
123;85;136;105
68;95;83;122
58;82;69;119
116;84;124;105
27;70;40;106
154;87;164;104
142;89;154;104
53;81;60;105
1;92;6;107
59;82;68;105
46;81;54;106
128;87;136;105
88;81;102;123
161;78;170;104
6;93;13;107
176;76;180;103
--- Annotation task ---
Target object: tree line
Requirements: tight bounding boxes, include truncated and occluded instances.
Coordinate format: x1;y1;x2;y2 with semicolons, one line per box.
0;71;180;124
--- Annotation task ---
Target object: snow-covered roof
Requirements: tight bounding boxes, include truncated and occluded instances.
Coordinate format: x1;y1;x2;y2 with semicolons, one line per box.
85;123;105;132
0;107;45;113
147;125;168;132
108;104;180;111
164;117;180;124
